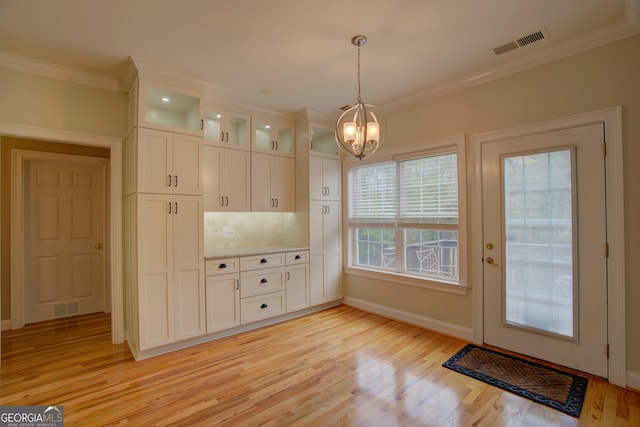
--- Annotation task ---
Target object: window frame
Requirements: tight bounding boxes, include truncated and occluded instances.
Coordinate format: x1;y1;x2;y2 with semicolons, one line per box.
342;134;468;295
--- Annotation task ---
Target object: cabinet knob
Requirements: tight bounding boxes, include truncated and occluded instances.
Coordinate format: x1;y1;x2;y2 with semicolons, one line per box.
260;278;268;283
219;263;227;269
260;258;267;264
260;303;268;309
295;255;301;260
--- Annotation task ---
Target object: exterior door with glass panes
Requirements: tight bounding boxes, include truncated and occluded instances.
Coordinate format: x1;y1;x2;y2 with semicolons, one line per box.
482;123;607;377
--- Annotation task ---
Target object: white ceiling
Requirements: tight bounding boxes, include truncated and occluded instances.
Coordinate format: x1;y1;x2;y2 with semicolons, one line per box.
0;0;638;116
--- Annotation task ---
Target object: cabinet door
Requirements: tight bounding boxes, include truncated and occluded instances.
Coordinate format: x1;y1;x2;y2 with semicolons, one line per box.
224;148;251;211
324;201;341;252
309;253;325;306
252;118;294;157
271;156;294;212
324;251;342;301
251;153;272;211
225;111;250;150
286;263;309;312
173;133;203;195
137;194;174;349
309;156;325;200
206;273;240;333
323;158;341;201
203;144;224;212
173;195;205;341
137;128;172;194
310;157;341;201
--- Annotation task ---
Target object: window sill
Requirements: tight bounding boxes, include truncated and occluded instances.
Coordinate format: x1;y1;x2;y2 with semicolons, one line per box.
344;266;469;296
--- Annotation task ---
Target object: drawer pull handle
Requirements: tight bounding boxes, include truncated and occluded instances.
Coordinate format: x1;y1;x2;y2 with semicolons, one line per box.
219;263;227;269
295;255;301;260
260;278;268;283
260;258;268;264
260;303;268;309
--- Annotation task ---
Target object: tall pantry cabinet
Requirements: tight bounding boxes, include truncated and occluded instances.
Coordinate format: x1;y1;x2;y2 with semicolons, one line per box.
124;77;206;358
294;109;343;306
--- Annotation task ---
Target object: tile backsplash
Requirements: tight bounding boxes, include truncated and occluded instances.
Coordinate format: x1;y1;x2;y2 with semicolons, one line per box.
204;212;296;251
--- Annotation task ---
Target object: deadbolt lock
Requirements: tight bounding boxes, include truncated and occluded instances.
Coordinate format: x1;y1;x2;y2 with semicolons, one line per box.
486;243;494;250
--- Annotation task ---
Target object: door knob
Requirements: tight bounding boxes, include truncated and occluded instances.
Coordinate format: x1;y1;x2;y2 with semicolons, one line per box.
95;243;103;249
485;256;498;266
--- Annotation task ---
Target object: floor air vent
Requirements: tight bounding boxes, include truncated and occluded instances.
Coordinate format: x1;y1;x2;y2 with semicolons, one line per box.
493;29;547;55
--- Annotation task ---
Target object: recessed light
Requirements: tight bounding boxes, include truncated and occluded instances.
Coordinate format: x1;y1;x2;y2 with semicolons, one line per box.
162;97;170;103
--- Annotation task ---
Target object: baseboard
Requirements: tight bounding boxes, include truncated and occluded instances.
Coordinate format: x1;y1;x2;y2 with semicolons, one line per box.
627;370;640;391
1;319;10;331
343;296;473;341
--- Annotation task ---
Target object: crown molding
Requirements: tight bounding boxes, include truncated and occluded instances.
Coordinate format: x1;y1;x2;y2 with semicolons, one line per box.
380;20;640;114
0;50;120;92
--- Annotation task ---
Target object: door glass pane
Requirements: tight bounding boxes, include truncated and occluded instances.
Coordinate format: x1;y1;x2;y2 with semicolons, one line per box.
503;149;575;338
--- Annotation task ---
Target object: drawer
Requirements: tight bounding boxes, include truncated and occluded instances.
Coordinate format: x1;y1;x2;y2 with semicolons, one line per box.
240;267;285;298
205;258;240;276
241;291;286;324
240;253;285;270
286;250;309;265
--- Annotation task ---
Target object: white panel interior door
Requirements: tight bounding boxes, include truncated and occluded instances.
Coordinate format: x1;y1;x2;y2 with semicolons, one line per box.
482;123;607;377
25;159;106;323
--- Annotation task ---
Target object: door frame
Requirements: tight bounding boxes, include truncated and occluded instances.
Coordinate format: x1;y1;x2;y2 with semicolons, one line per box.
14;150;109;326
470;106;625;386
1;122;124;344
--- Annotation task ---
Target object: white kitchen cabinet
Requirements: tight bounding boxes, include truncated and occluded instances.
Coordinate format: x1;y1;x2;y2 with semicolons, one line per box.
286;251;310;312
205;258;240;333
133;194;205;351
203;144;250;212
252;118;294;157
251;153;294;212
309;200;342;305
129;127;203;196
204;108;250;150
310;124;340;157
132;78;204;136
309;155;341;201
239;253;286;324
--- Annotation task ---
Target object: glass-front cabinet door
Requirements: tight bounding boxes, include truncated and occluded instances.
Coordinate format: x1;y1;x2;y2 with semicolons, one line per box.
252;118;294;157
138;79;203;136
310;125;339;157
204;108;250;150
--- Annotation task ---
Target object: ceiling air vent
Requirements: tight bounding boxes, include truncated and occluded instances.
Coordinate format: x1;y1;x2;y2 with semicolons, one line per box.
493;28;548;55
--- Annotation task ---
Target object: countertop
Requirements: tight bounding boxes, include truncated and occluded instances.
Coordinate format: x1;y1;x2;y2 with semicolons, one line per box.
204;246;309;260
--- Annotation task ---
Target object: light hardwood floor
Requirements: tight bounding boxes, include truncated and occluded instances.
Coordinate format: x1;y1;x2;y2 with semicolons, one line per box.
1;305;639;426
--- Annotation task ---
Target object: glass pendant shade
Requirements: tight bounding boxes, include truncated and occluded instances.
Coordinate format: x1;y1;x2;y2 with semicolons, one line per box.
336;102;384;160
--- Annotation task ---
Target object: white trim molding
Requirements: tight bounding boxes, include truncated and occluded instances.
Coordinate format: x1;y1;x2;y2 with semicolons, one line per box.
343;296;473;341
470;107;626;387
1;122;124;344
0;51;120;92
627;370;640;392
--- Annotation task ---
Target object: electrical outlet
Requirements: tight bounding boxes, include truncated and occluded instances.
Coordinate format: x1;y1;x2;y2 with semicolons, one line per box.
222;227;235;239
392;287;398;297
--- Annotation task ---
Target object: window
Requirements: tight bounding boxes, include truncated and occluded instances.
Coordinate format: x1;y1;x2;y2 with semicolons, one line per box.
346;138;467;291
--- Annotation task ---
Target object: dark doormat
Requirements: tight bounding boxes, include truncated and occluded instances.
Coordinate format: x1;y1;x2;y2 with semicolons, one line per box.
443;344;588;417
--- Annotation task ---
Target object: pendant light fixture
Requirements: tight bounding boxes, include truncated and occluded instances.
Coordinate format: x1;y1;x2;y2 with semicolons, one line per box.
335;35;384;160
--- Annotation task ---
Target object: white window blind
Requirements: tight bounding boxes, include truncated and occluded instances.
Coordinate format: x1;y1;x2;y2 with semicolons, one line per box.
399;153;458;225
348;161;396;223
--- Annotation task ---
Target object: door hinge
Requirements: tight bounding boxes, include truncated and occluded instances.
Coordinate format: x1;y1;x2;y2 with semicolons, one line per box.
607;344;610;359
605;242;609;258
603;141;607;157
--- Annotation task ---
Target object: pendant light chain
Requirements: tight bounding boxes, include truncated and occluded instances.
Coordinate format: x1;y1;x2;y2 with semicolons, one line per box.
356;42;362;104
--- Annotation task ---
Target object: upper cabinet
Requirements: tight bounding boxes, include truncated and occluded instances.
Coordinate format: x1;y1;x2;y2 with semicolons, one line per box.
310;125;340;157
252;118;294;157
130;78;204;136
204;107;250;150
126;128;203;196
